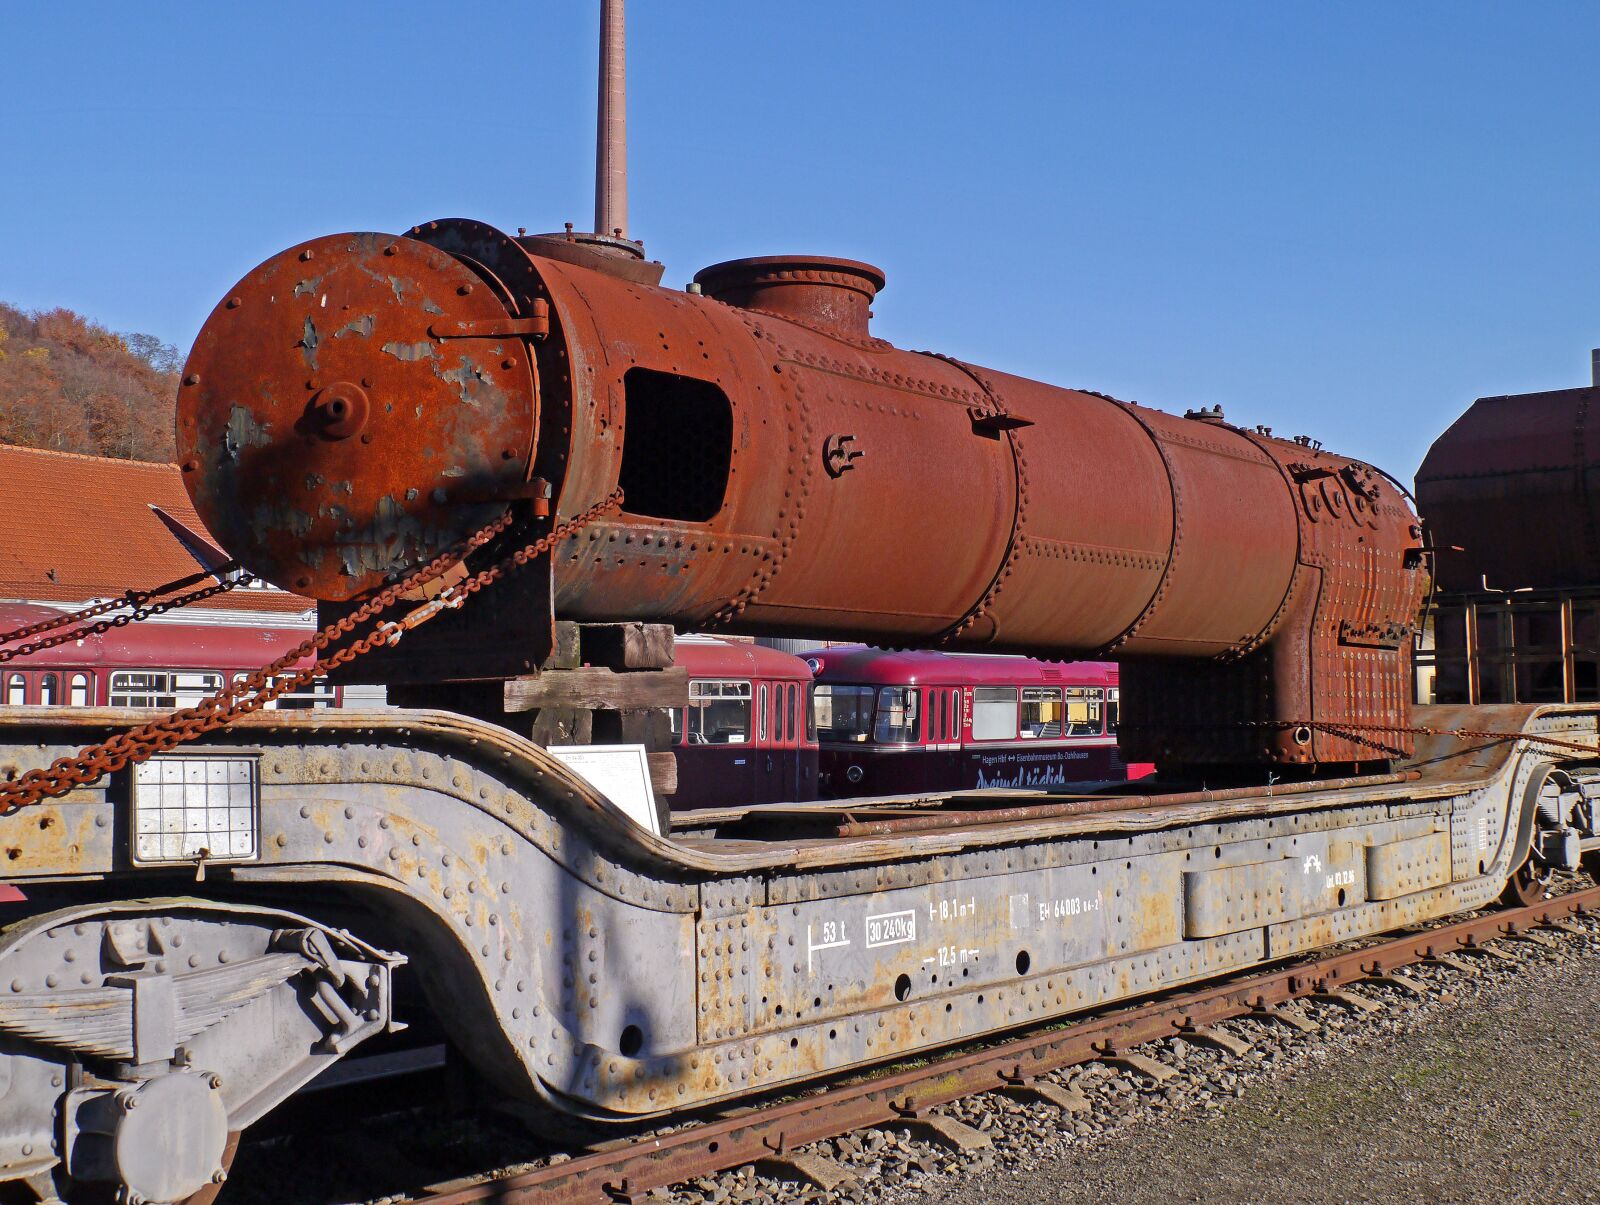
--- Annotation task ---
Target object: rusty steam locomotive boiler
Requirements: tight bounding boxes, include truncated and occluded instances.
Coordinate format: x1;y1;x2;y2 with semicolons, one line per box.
178;219;1423;771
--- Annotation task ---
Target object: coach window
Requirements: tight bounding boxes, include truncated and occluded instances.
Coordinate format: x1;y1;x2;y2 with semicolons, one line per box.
1065;687;1105;736
814;685;873;742
266;676;338;710
1020;686;1063;738
1106;687;1120;734
688;679;752;744
38;674;58;706
972;685;1019;741
4;674;24;706
110;671;224;709
69;673;90;706
873;687;918;744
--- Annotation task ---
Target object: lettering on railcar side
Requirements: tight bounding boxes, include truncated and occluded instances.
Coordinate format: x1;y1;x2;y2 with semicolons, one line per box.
806;917;851;973
937;944;981;968
930;895;977;922
1038;894;1101;922
865;909;916;948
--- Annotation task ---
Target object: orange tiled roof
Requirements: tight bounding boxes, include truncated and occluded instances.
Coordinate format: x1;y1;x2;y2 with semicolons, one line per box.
0;444;311;616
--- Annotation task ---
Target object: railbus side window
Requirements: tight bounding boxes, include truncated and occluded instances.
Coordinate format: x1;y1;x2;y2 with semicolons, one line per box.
1106;688;1120;734
39;674;58;706
972;685;1019;741
249;674;338;709
1020;686;1063;738
278;677;337;709
1065;687;1105;736
813;685;874;742
4;674;25;706
804;684;817;742
873;687;918;743
110;671;224;708
69;673;90;707
688;679;752;744
758;684;769;743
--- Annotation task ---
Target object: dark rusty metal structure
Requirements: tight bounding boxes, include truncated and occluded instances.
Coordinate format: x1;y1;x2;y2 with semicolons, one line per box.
1419;376;1600;594
1418;358;1600;705
176;220;1424;772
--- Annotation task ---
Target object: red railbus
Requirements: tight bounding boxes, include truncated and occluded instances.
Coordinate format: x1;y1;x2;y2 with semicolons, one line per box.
803;645;1154;797
0;603;336;709
668;636;819;808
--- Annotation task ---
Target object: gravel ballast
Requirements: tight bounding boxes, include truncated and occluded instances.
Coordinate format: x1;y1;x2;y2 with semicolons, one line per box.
654;910;1600;1205
900;922;1600;1205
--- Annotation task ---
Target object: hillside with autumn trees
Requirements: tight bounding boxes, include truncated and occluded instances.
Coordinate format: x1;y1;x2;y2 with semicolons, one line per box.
0;303;180;462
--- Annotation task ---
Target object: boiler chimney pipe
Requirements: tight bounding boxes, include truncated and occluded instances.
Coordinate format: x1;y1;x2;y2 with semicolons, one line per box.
595;0;627;239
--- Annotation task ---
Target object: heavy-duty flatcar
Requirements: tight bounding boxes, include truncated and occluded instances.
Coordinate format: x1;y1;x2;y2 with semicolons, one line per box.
805;646;1151;796
669;635;817;808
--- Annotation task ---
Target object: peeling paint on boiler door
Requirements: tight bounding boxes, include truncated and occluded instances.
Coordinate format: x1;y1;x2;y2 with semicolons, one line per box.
175;232;538;600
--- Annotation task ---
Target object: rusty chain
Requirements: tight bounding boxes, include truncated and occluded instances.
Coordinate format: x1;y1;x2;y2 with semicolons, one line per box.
0;492;622;815
0;561;245;649
1284;718;1600;759
0;574;257;665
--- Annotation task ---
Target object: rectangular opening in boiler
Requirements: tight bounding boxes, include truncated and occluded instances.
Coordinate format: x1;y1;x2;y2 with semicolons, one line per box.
618;368;733;522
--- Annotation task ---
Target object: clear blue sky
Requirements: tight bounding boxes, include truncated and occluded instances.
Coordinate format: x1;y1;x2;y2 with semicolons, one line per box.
4;2;1598;480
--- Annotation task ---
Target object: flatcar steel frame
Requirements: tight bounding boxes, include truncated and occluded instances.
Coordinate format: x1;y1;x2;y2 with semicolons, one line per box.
0;700;1585;1188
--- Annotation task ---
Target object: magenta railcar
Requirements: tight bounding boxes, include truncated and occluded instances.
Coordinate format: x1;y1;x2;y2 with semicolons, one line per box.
803;645;1154;797
668;636;819;808
0;602;334;709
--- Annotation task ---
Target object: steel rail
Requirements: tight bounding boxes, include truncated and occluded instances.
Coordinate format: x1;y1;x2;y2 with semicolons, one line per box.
419;885;1600;1204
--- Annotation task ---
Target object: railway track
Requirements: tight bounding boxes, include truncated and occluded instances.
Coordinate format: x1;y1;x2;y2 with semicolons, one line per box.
407;883;1600;1205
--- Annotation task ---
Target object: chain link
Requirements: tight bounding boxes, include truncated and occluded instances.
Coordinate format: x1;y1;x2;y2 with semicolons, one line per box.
0;576;259;666
1271;718;1600;760
0;493;621;815
0;562;246;661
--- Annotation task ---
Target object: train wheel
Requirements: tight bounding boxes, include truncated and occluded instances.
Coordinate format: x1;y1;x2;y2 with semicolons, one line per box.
1500;852;1551;907
175;1132;239;1205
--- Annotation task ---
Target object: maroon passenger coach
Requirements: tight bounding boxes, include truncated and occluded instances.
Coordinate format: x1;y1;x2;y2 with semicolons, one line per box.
668;635;818;808
0;602;336;710
803;645;1155;797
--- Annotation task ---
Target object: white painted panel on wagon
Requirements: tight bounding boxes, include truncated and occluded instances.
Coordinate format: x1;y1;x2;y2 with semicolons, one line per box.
548;743;660;836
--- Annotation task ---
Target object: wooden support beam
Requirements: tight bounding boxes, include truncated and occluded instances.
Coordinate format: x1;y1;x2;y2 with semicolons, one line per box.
546;621;582;670
504;666;688;713
580;622;675;670
648;751;677;797
528;706;593;746
591;708;673;749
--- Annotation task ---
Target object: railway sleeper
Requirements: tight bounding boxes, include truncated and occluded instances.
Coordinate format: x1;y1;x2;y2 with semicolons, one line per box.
0;703;1591;1200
